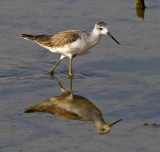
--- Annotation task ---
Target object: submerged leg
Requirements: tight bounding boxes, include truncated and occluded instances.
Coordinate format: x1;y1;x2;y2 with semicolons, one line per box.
69;57;74;77
49;58;62;75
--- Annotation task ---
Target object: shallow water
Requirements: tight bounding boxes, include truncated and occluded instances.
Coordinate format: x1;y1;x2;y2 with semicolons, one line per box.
0;0;160;152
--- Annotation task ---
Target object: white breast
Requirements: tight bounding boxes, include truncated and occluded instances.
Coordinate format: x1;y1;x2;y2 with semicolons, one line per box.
48;33;102;58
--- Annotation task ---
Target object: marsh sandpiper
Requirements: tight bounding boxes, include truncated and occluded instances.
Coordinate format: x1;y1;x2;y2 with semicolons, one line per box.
22;21;120;77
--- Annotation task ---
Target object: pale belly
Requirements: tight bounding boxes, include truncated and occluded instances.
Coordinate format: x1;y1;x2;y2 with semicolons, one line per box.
48;38;99;58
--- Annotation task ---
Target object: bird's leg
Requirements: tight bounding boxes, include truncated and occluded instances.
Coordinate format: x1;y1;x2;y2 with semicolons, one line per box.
49;59;62;75
69;57;74;77
69;76;73;93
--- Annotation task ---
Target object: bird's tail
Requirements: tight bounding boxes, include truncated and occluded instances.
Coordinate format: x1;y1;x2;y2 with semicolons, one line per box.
22;34;50;43
24;106;38;113
22;34;37;41
24;103;44;113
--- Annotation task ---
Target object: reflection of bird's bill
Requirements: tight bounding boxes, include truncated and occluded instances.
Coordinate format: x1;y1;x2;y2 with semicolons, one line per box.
107;32;120;45
109;119;122;127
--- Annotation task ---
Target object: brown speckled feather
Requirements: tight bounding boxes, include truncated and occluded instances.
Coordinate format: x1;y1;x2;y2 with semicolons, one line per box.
22;30;81;48
49;106;83;120
25;104;82;120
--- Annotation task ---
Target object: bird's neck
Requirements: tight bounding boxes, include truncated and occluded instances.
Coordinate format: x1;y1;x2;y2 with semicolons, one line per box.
91;27;102;37
89;28;102;45
93;118;106;129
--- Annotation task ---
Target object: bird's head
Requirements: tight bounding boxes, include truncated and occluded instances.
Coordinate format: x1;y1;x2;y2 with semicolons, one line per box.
97;119;122;135
95;21;120;45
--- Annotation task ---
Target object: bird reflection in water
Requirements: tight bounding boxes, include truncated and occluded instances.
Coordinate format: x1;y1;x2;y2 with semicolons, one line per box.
24;77;122;135
136;7;145;20
136;0;146;20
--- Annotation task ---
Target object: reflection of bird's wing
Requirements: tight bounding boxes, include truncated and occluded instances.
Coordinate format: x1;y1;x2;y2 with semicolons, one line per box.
49;106;83;120
24;103;83;121
22;30;81;48
24;94;102;121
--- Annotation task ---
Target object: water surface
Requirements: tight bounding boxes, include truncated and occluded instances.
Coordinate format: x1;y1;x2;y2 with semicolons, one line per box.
0;0;160;152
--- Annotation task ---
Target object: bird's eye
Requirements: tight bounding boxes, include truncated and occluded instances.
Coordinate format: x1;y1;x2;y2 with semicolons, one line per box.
100;128;105;131
99;28;103;30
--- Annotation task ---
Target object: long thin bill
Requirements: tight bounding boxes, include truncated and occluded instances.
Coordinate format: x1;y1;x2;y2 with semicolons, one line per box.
109;119;122;127
107;32;120;45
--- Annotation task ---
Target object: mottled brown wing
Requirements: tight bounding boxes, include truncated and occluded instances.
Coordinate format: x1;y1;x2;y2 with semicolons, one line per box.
48;106;82;120
22;30;81;48
24;104;82;120
40;30;81;47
